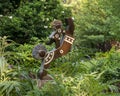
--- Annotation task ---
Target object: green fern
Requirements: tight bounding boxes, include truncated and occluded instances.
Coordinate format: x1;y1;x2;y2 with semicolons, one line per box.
0;81;22;96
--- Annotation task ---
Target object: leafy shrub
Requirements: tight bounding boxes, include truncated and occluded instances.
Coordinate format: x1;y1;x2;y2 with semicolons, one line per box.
0;36;39;96
0;0;14;15
94;50;120;83
0;0;71;43
73;0;120;52
0;37;22;96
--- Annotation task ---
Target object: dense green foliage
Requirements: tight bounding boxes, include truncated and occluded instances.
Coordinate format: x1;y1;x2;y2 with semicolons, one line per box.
0;37;120;96
74;0;120;51
0;0;71;43
0;0;120;96
0;0;13;15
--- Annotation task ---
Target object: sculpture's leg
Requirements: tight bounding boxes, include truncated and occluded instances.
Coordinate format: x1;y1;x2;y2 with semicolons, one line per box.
37;62;53;88
37;59;53;80
38;63;50;79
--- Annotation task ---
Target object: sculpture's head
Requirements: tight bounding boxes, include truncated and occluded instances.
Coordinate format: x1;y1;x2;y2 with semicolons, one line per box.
51;20;62;30
46;20;64;48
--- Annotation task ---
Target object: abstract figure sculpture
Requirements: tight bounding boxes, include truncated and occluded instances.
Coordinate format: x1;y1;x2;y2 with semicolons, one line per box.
32;18;74;82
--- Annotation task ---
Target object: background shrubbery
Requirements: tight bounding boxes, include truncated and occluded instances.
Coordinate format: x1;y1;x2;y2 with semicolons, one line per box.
0;0;71;43
74;0;120;52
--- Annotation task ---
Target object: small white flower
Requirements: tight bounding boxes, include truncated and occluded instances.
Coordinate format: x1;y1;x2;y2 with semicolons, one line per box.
9;16;13;19
53;19;56;21
44;6;46;9
72;17;74;20
0;15;3;17
44;26;48;28
46;18;49;21
3;36;7;39
61;11;64;13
